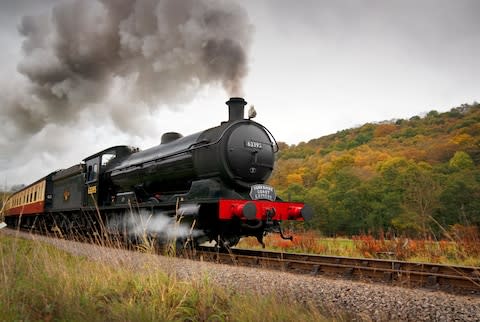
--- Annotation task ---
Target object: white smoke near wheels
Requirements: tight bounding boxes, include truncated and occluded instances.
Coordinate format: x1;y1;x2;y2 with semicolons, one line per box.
106;207;203;240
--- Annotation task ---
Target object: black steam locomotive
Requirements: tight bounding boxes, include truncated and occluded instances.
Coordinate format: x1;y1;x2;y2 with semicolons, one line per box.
4;98;312;248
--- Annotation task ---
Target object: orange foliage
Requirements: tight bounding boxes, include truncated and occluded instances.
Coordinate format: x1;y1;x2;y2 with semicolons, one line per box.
450;225;480;257
286;173;303;185
450;133;475;146
239;229;479;265
401;146;427;161
425;141;458;163
374;124;397;137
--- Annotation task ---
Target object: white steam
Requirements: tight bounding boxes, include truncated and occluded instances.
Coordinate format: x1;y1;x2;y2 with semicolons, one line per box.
107;206;203;240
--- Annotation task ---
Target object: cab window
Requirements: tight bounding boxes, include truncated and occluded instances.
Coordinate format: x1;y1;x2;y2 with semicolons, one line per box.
86;163;98;182
101;153;116;167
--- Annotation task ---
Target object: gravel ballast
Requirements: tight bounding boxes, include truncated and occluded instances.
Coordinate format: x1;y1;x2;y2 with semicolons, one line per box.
2;229;479;321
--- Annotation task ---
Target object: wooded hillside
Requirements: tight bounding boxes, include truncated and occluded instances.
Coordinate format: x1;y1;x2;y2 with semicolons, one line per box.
270;103;480;237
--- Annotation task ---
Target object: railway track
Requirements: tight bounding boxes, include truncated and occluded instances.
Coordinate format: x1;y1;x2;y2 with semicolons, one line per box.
3;226;480;294
191;246;480;294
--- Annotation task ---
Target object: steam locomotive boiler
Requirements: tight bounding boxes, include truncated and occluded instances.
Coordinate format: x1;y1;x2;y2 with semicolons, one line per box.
4;98;312;248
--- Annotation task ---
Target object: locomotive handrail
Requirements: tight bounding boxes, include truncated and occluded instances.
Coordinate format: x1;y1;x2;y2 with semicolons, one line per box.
261;125;279;153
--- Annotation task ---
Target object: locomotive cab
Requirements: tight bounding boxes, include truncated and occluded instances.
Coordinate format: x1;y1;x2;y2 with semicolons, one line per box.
83;146;136;206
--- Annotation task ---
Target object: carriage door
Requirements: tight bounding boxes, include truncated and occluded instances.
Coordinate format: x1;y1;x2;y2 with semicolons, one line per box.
85;157;100;207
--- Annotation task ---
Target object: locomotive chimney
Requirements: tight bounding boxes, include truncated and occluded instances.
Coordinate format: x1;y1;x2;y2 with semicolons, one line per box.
226;97;247;122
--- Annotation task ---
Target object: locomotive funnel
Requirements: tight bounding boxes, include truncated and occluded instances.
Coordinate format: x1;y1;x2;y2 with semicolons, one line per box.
226;97;247;121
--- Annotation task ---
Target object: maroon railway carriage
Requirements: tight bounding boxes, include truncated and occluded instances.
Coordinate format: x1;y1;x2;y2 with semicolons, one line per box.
4;175;50;217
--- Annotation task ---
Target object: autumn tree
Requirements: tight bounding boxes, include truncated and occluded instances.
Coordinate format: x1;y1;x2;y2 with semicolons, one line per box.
399;163;441;238
270;102;480;238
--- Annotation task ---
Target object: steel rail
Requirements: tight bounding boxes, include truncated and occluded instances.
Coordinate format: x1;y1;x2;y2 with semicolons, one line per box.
192;246;480;294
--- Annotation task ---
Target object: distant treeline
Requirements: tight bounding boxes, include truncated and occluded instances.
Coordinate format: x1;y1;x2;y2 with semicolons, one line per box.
270;102;480;237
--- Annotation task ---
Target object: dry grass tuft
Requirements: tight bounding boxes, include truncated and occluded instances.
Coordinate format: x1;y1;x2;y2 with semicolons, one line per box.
0;233;335;321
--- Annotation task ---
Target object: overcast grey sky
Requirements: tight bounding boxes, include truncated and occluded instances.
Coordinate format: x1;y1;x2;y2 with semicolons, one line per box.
1;0;479;186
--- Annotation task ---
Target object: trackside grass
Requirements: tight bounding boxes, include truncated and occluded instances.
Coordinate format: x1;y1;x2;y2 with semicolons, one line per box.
0;234;337;321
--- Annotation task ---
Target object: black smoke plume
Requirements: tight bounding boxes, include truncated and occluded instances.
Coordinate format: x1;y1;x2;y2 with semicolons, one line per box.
3;0;252;136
